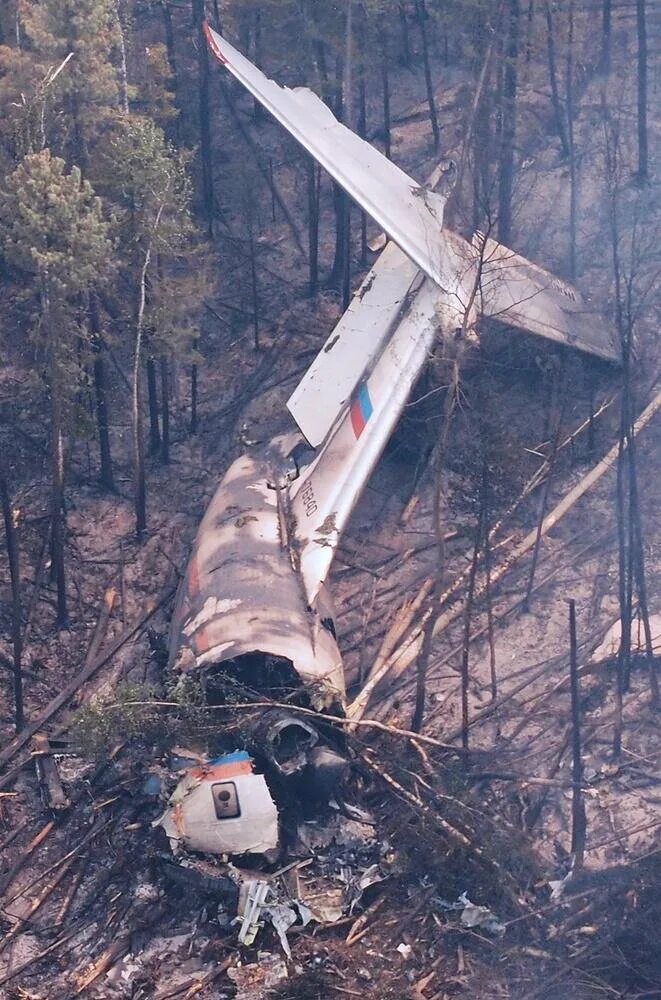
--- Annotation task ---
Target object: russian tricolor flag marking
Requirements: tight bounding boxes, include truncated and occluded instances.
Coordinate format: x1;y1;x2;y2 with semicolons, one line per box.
350;383;373;438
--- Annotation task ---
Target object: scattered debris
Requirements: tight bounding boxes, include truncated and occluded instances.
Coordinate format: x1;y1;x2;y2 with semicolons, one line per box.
435;892;506;937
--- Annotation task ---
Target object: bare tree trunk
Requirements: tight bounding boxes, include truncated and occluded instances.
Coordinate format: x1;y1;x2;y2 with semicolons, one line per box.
190;335;199;435
192;0;214;233
544;2;570;159
497;0;520;245
524;0;535;67
307;158;320;297
415;0;440;148
247;213;260;351
146;354;161;454
133;219;161;538
49;356;67;629
636;0;648;181
601;0;612;73
566;0;577;279
460;509;482;749
115;0;129;114
398;2;411;67
160;356;170;464
89;296;115;492
380;27;391;159
357;9;368;265
329;51;348;292
252;5;263;122
412;357;461;733
0;457;24;731
568;598;586;868
161;1;177;76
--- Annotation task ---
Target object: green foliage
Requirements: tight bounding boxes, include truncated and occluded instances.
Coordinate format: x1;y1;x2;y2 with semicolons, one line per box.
102;114;207;355
102;114;191;253
0;149;114;300
19;0;121;148
72;675;210;759
72;681;164;757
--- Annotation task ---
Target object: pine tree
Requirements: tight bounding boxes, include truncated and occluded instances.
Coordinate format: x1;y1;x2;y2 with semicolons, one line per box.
19;0;122;167
102;115;197;533
0;150;114;626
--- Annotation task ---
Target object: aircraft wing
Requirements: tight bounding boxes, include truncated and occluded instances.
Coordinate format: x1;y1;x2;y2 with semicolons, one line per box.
204;24;451;290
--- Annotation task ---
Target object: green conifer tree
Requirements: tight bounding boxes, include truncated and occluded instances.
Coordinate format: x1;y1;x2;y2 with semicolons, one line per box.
0;150;114;626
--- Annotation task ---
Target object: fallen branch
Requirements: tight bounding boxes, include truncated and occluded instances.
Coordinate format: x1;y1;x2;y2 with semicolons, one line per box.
0;581;176;772
104;698;463;754
354;391;661;716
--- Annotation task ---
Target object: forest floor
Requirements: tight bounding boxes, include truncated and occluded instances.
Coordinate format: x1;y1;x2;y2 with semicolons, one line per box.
0;21;660;1000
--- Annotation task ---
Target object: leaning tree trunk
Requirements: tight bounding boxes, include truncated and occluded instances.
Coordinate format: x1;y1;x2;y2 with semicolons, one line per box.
0;455;24;730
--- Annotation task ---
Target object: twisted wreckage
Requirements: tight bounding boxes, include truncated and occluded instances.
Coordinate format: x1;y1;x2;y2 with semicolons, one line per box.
156;26;618;877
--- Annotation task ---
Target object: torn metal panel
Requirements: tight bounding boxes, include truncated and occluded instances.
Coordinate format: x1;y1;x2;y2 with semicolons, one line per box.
474;233;620;362
155;751;279;857
287;243;421;447
168;436;345;708
203;24;452;291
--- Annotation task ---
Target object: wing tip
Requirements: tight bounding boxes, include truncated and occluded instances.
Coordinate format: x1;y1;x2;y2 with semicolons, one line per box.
203;21;228;64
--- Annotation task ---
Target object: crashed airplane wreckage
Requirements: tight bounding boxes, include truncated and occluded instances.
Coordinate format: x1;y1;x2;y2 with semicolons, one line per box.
158;26;619;873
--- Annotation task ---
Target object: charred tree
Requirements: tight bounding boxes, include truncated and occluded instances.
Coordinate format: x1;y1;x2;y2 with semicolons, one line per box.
568;599;586;868
0;457;24;730
190;335;199;435
398;2;412;67
636;0;648;181
357;2;368;265
160;356;170;464
497;0;520;245
379;26;392;159
145;352;161;454
307;158;320;297
192;0;214;233
329;52;348;292
49;338;68;629
601;0;612;74
89;296;115;492
544;2;570;159
415;0;440;148
566;0;577;279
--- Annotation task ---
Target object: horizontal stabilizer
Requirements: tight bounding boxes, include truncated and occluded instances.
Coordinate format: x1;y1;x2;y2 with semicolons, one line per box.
204;24;452;290
474;233;620;363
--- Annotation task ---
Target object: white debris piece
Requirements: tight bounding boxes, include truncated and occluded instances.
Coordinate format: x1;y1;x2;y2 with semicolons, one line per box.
155;753;279;857
458;892;506;936
589;613;661;663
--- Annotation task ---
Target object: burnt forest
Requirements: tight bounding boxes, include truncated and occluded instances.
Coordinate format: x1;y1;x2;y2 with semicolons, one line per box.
0;1;659;997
